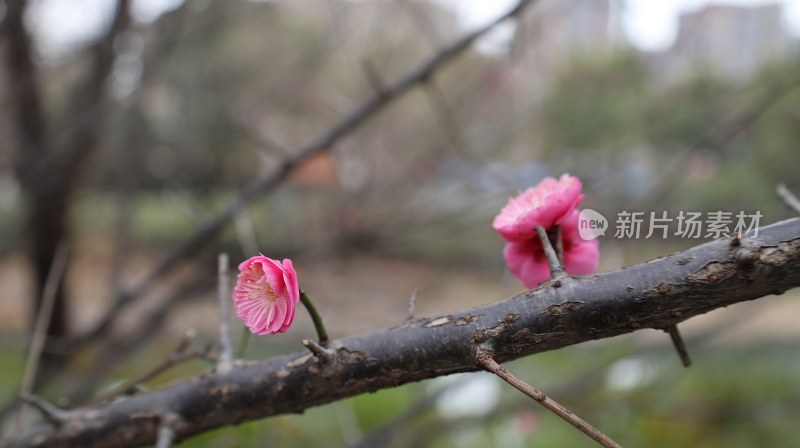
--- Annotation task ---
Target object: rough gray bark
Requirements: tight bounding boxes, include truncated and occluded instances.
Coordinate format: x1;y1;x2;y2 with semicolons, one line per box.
8;217;800;448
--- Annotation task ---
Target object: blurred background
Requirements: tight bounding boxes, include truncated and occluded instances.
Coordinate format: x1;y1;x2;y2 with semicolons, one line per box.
1;0;799;446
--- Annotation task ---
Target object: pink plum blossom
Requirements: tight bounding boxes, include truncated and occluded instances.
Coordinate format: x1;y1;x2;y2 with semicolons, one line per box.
494;174;598;288
502;210;599;288
492;174;584;242
233;255;300;335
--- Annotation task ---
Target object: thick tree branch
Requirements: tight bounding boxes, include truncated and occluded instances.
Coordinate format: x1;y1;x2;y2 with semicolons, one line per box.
9;217;800;448
68;0;538;352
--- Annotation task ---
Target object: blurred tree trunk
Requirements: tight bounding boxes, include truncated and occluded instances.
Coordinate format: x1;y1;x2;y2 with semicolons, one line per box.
2;0;67;339
1;0;131;379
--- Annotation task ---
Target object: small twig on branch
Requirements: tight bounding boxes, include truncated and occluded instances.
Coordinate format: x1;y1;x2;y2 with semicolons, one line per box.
399;0;446;50
19;244;70;396
777;183;800;215
217;254;234;372
233;209;260;256
535;226;565;280
17;395;69;428
154;420;176;448
361;315;744;448
664;325;692;368
423;80;472;159
476;350;622;448
235;118;293;159
302;338;336;364
11;245;69;438
360;58;387;96
173;329;196;356
406;289;419;322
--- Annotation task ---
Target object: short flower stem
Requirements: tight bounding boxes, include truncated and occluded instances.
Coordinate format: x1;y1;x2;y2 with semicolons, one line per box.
236;328;251;359
300;291;329;346
536;226;565;279
549;225;564;265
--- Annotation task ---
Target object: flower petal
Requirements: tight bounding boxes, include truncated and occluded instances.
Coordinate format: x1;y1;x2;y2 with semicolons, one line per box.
281;258;300;304
560;209;600;275
493;174;585;242
503;241;550;289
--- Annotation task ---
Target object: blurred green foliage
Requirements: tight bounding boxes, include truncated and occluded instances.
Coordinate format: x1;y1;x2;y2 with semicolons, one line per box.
544;50;647;152
643;75;734;149
540;49;799;223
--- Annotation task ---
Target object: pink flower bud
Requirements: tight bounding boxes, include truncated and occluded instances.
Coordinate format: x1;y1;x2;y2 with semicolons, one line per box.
233;255;300;335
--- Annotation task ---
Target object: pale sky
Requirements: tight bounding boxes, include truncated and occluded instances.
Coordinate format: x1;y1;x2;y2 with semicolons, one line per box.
439;0;800;51
623;0;799;50
30;0;800;55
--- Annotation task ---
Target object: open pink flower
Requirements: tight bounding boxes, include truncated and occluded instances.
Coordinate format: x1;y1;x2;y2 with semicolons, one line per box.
233;255;300;335
493;174;584;242
502;210;599;288
494;174;598;288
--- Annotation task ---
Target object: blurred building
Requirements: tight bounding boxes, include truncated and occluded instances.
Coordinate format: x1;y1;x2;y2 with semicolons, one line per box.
511;0;627;94
648;3;796;84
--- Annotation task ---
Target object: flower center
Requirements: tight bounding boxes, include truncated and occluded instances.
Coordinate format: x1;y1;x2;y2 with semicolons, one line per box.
261;282;278;303
245;264;279;303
